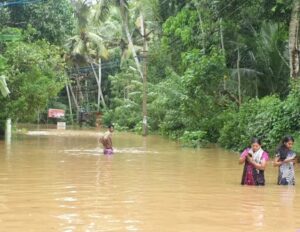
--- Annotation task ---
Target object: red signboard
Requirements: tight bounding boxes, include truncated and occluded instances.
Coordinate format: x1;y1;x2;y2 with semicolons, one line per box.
48;109;65;118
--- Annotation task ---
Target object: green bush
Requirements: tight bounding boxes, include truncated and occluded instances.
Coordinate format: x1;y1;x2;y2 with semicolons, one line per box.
102;109;114;127
292;133;300;154
218;85;300;153
219;96;282;151
179;130;207;148
159;109;185;138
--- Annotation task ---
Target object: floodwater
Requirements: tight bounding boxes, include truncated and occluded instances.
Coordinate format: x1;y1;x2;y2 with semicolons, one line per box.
0;128;299;232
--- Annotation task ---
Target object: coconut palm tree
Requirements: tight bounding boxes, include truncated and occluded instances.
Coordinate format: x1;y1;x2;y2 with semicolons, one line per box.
94;0;159;135
66;0;109;112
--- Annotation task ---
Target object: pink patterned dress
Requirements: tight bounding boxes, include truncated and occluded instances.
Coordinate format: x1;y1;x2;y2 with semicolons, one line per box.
240;148;269;185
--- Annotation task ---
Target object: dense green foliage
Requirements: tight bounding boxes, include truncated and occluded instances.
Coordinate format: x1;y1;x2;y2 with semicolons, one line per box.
7;0;75;44
219;82;300;152
103;0;300;152
0;0;74;133
0;27;66;122
0;0;300;153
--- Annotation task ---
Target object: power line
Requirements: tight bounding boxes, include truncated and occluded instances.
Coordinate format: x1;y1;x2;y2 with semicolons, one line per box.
0;0;43;7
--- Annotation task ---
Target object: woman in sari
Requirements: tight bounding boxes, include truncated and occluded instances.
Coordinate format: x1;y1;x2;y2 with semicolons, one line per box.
239;138;269;185
273;135;297;185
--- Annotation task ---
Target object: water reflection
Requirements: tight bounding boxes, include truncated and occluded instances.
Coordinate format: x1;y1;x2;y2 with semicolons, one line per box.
239;187;266;228
279;186;295;206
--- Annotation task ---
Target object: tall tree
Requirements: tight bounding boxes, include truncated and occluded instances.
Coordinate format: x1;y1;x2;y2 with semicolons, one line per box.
96;0;159;135
66;0;109;112
7;0;75;45
0;28;66;122
289;0;300;79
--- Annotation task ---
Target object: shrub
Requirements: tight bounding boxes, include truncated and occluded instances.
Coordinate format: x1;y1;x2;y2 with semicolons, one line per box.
218;87;300;153
179;130;207;148
219;96;283;151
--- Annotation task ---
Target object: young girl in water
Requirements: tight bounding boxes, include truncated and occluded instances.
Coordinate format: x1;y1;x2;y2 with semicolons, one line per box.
273;135;297;185
239;138;269;185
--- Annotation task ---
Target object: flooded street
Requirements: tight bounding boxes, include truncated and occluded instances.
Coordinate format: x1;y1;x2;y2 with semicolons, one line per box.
0;128;299;232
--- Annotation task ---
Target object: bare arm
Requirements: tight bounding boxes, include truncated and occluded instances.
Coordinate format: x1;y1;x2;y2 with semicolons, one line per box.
239;149;249;165
274;155;296;166
282;156;297;164
247;157;267;170
273;156;282;167
239;156;246;164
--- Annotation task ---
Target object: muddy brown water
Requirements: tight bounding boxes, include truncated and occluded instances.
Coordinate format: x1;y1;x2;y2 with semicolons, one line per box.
0;128;299;231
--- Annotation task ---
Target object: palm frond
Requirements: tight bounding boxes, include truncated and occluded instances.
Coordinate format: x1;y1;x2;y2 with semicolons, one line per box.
73;39;86;55
93;0;111;22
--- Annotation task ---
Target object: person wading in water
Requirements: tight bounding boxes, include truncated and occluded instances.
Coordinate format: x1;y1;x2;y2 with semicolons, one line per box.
273;135;297;185
99;124;114;155
239;137;269;186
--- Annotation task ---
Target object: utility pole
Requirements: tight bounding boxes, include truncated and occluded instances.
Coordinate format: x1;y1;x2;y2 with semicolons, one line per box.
140;13;148;136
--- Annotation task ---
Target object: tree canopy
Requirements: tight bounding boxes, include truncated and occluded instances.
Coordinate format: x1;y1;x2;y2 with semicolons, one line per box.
0;0;300;151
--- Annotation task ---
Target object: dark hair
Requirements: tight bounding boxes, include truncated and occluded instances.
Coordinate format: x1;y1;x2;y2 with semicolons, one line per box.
251;137;261;146
108;124;114;129
277;135;294;161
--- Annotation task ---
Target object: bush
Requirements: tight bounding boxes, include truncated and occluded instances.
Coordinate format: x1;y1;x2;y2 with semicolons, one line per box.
179;130;207;148
103;100;141;131
218;86;300;153
292;133;300;154
102;109;114;127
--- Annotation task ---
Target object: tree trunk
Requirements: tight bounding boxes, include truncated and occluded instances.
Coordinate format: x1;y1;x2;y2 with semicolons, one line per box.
75;75;84;105
66;84;74;124
237;49;241;107
69;83;79;109
195;4;205;54
68;83;80;122
90;63;106;109
98;58;106;110
289;0;300;79
141;13;148;136
98;58;102;111
220;18;226;90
